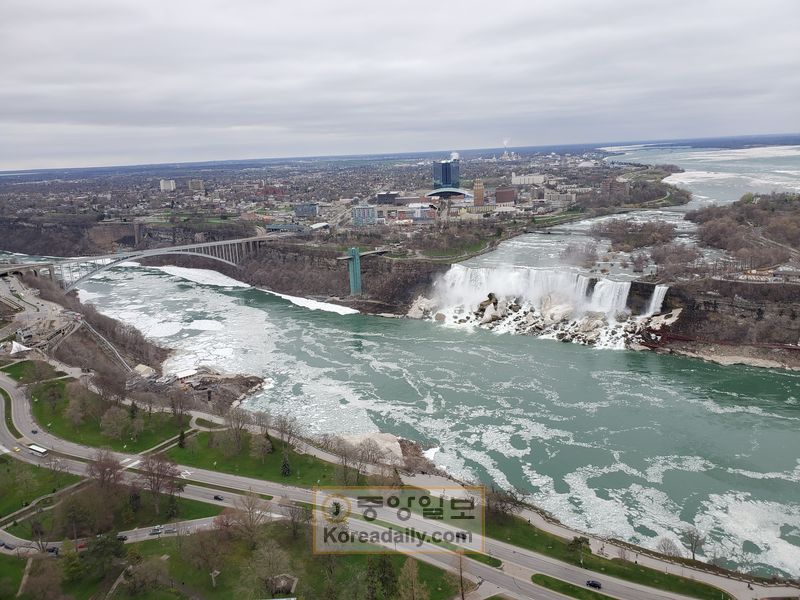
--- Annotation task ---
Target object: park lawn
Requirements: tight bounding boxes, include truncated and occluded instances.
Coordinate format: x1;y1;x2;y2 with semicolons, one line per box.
131;523;457;600
532;574;612;599
0;454;80;519
166;431;339;488
60;568;124;600
0;360;64;383
6;492;221;541
1;387;22;438
29;379;183;452
0;553;26;598
487;516;732;600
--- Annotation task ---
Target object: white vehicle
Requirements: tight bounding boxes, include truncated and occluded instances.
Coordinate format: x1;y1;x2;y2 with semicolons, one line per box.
27;444;48;457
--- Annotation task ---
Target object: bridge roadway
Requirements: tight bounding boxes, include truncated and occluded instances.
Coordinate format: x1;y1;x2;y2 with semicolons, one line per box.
0;232;293;289
3;372;784;600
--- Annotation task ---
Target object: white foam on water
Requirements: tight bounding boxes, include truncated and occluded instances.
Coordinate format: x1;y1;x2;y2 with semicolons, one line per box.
696;492;800;576
423;446;439;460
260;289;359;315
77;289;103;302
186;320;224;331
157;266;251;288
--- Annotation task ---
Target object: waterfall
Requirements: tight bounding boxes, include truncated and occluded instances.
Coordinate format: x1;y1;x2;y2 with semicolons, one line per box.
433;264;630;317
584;279;632;318
643;284;669;317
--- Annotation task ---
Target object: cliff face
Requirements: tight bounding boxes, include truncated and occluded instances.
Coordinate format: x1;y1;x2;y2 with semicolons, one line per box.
0;218;252;256
142;243;450;314
240;244;449;313
660;279;800;346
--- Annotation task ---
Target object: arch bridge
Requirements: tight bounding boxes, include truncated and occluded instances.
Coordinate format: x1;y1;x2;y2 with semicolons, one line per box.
5;235;275;290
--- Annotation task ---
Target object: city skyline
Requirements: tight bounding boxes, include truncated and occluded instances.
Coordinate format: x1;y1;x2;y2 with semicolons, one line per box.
1;0;799;170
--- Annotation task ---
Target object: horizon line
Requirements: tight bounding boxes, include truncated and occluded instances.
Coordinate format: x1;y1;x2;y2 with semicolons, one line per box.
2;130;799;175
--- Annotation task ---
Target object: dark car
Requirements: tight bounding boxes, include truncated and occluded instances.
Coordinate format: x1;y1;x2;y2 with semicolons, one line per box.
46;546;59;555
116;534;128;541
31;428;38;434
586;580;602;590
213;494;224;501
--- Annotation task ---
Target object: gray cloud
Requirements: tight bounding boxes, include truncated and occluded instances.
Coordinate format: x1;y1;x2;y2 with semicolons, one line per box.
1;0;798;169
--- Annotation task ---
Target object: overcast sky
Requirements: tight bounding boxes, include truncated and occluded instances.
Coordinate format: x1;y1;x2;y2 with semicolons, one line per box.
1;0;798;170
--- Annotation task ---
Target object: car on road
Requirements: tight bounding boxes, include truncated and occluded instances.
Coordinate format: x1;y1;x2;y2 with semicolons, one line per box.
213;494;224;501
46;546;58;555
586;580;602;590
164;527;177;534
4;543;15;550
31;428;38;434
148;525;163;536
12;446;20;453
116;534;128;541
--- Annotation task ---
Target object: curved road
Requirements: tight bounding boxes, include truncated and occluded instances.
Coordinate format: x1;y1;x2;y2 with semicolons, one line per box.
1;372;797;600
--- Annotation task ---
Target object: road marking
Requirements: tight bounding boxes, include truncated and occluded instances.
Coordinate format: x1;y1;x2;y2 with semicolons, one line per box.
0;445;8;455
125;460;141;469
180;470;192;479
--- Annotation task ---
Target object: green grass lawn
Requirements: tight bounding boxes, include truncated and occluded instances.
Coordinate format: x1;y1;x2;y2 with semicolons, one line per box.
1;387;22;438
487;516;732;600
0;553;26;598
0;360;64;383
532;574;612;599
131;523;457;600
6;492;221;541
29;379;183;452
0;454;80;519
166;431;339;487
193;417;223;429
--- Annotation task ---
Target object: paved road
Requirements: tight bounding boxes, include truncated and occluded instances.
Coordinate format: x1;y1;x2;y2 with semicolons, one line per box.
2;365;799;599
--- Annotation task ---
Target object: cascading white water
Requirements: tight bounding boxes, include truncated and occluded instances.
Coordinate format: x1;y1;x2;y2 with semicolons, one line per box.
643;284;669;317
433;264;631;318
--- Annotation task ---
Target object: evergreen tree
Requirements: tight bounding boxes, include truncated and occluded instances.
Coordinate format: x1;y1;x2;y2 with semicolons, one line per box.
281;451;291;477
178;429;186;449
129;401;138;420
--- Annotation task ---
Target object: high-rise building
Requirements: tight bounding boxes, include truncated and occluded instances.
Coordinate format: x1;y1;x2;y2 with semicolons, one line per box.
495;186;517;205
473;179;485;206
433;158;460;189
352;203;377;227
159;179;176;192
188;179;205;192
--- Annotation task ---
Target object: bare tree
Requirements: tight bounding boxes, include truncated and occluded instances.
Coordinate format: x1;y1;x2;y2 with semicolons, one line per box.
251;410;271;436
231;490;271;548
237;539;290;599
357;438;386;470
656;537;683;557
184;529;228;581
680;526;706;561
169;388;192;427
485;485;525;520
273;414;299;449
249;434;273;462
64;394;85;427
284;502;311;540
100;406;129;440
87;448;123;491
45;454;69;486
138;454;181;515
331;437;358;485
126;556;168;595
225;406;251;452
